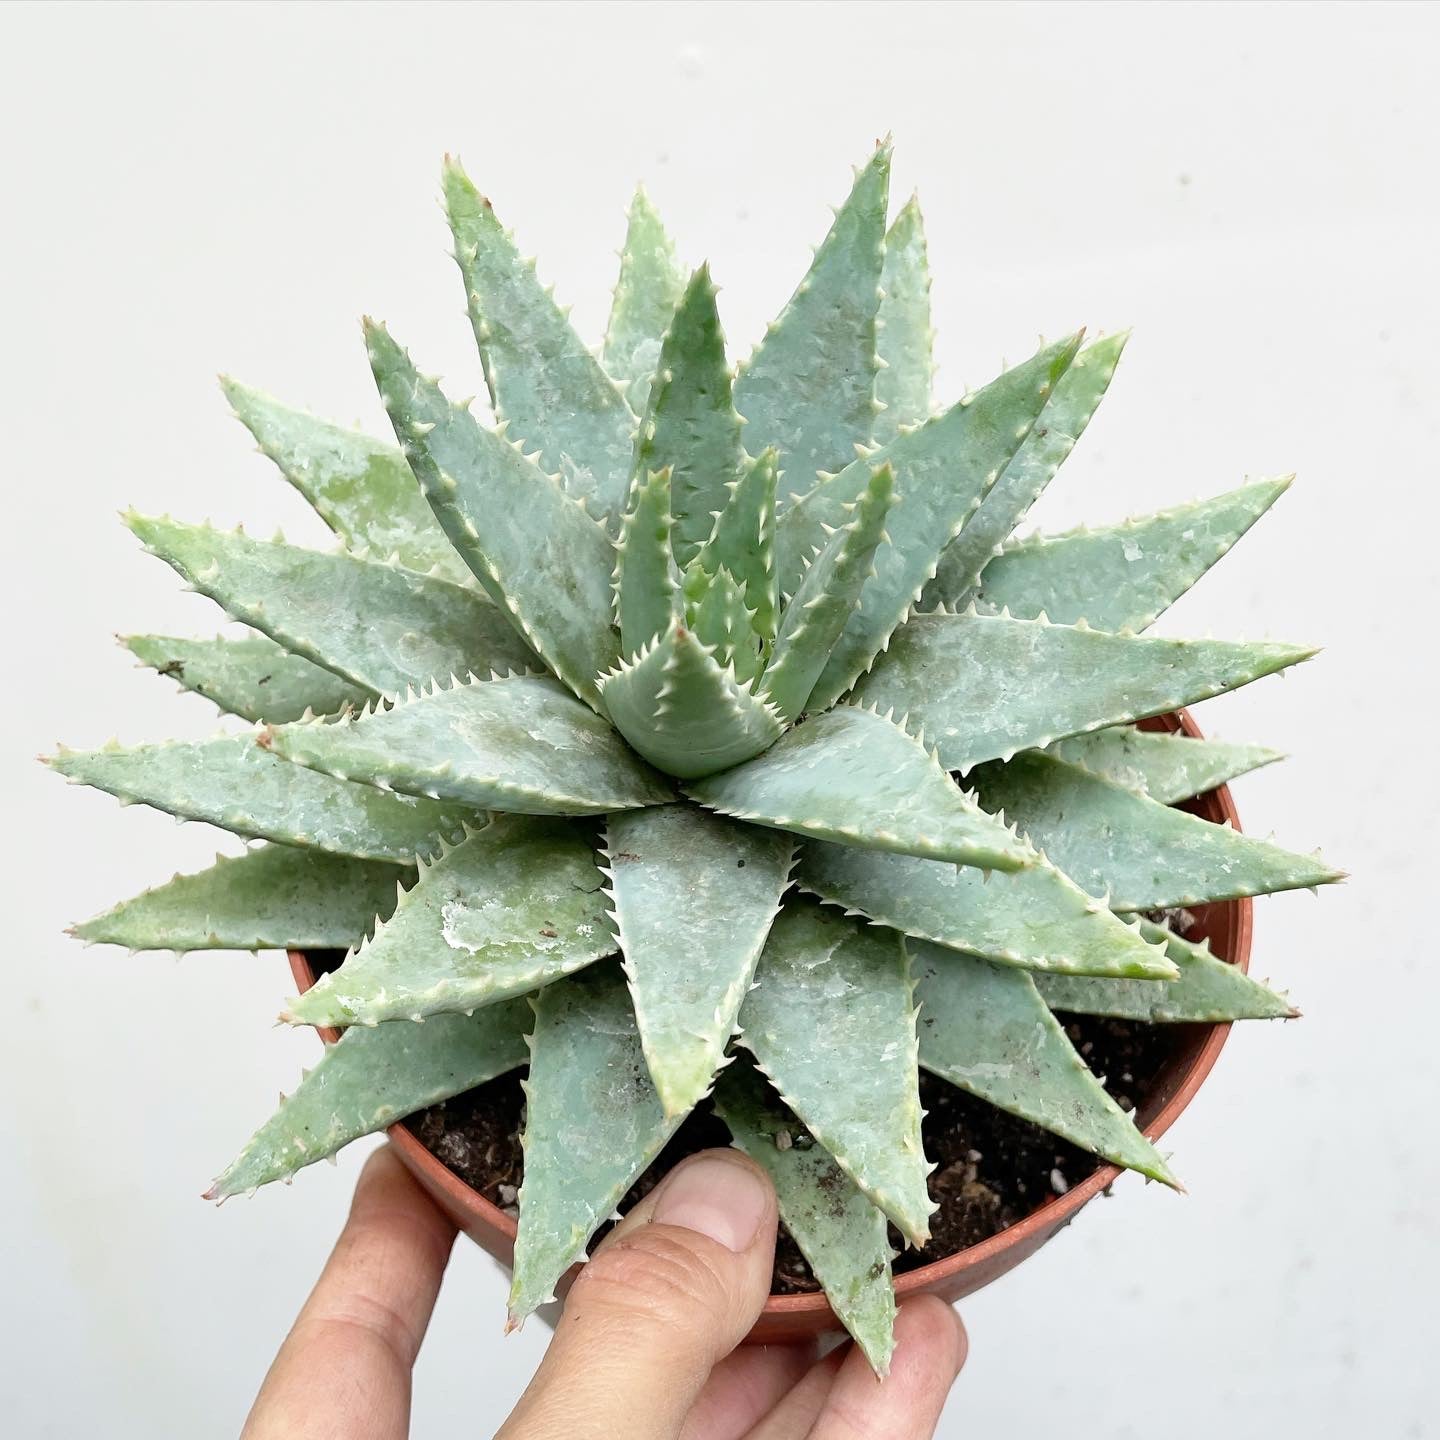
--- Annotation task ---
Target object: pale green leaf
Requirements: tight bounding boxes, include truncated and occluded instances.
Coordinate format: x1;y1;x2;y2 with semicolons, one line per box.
971;752;1343;910
714;1058;896;1373
208;997;531;1197
872;195;933;444
1033;920;1298;1023
740;899;934;1245
786;335;1085;709
797;840;1174;979
47;736;471;863
70;844;407;953
603;186;687;411
635;265;745;568
851;613;1315;771
221;378;471;582
761;462;895;722
686;705;1031;871
284;816;615;1026
600;621;783;780
694;448;780;643
444;159;636;521
124;514;534;698
122;633;368;724
606;804;793;1116
509;961;682;1321
265;674;672;816
912;940;1178;1186
684;563;763;684
1047;727;1282;805
615;466;681;659
966;477;1294;631
735;144;890;504
365;321;620;710
923;333;1129;609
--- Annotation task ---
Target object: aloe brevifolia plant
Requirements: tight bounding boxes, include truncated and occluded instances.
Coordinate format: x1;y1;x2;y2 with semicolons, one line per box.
52;141;1337;1374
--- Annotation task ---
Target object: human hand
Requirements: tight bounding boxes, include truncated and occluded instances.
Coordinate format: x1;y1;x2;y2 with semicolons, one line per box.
242;1143;968;1439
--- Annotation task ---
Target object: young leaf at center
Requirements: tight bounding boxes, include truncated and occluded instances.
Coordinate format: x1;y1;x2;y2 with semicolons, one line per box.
634;264;746;568
599;621;784;779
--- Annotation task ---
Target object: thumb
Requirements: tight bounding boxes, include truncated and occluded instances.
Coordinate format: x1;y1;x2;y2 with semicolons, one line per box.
498;1147;779;1440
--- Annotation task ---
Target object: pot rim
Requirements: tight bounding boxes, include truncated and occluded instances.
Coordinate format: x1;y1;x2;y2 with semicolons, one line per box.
288;705;1252;1317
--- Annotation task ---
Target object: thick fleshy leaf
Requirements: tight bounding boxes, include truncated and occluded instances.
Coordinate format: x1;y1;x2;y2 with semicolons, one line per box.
714;1058;896;1373
686;705;1031;871
735;144;890;504
46;736;470;862
605;804;793;1116
207;998;531;1198
122;633;367;724
1034;920;1297;1023
510;961;682;1321
221;379;470;582
872;196;933;444
694;448;780;643
761;462;895;723
851;612;1316;771
1047;727;1283;805
924;332;1128;610
912;941;1178;1186
797;841;1174;979
264;674;671;816
603;186;687;411
600;622;783;780
635;265;745;568
740;900;934;1245
684;563;763;684
776;335;1081;596
615;466;681;658
971;752;1343;909
444;159;636;522
365;322;619;710
124;515;534;697
70;845;407;953
284;816;615;1027
965;477;1294;630
795;335;1085;710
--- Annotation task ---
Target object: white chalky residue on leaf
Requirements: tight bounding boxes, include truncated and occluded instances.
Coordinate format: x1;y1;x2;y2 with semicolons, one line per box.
441;895;563;954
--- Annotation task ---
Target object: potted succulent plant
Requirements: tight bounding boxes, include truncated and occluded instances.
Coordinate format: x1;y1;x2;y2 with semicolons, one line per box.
52;141;1337;1373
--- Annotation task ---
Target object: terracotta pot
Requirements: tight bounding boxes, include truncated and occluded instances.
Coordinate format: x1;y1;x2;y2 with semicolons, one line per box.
289;707;1251;1343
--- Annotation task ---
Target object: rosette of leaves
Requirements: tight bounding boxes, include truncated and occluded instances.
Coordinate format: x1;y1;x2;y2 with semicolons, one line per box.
53;142;1338;1373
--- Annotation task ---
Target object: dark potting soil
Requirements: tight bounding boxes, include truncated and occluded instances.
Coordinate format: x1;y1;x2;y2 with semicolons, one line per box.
399;1010;1197;1294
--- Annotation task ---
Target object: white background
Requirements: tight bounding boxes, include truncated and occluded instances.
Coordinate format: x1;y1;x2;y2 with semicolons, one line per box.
3;2;1435;1435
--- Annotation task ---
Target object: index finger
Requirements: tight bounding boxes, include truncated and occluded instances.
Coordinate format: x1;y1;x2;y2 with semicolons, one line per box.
241;1143;458;1440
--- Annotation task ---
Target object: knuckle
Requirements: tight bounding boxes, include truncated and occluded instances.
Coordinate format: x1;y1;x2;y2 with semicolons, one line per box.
570;1228;734;1332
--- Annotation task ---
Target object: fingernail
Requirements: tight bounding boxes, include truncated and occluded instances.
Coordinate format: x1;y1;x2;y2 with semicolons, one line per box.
653;1154;769;1252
